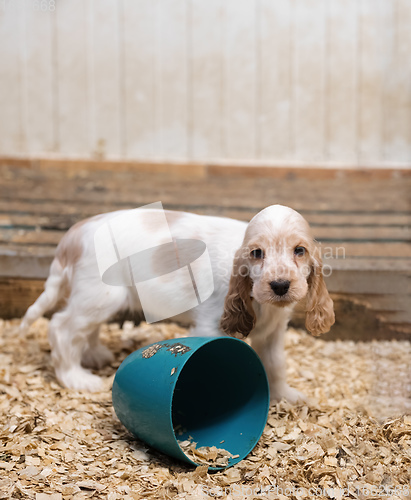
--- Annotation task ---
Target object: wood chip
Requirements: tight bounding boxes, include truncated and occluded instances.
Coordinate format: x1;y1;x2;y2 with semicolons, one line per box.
178;440;236;467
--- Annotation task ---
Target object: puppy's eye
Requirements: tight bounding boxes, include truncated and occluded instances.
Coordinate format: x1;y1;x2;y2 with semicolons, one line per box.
294;246;306;257
251;249;263;259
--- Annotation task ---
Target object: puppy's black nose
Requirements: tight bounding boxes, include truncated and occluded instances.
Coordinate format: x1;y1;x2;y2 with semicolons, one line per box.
270;280;290;296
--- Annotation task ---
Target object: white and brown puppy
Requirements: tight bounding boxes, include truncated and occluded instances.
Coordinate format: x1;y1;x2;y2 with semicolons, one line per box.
21;205;335;400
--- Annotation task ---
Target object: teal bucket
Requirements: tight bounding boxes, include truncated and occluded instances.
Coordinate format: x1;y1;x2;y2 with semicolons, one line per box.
112;337;270;470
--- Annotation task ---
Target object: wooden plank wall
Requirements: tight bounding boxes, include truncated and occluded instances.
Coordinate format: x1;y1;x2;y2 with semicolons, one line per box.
0;163;409;339
0;0;411;166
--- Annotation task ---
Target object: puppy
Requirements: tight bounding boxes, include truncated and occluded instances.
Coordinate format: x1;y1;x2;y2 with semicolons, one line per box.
21;205;334;401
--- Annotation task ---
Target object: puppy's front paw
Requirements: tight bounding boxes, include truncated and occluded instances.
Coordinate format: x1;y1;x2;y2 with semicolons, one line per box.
270;384;307;405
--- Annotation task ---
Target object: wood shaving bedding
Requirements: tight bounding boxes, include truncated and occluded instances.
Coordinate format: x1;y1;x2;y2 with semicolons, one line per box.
0;317;410;499
177;440;239;468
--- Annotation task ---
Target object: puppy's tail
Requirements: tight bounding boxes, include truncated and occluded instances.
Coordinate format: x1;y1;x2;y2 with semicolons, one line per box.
20;258;67;331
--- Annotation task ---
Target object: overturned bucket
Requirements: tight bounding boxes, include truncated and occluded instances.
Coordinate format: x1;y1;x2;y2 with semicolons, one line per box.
112;337;270;470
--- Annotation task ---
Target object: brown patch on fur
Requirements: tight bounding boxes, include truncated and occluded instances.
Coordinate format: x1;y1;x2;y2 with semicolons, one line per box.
55;216;97;269
220;248;256;337
164;210;186;228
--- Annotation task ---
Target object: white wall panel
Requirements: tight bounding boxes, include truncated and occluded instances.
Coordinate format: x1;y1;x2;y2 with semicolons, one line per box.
327;0;358;163
123;0;157;159
382;0;411;162
293;0;326;162
224;0;257;159
191;0;224;160
358;0;383;164
25;6;54;154
0;0;410;167
156;0;189;158
0;0;26;154
55;0;88;155
88;0;121;159
259;0;293;160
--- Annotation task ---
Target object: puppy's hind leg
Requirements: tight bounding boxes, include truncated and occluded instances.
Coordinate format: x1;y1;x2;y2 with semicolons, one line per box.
49;285;130;391
81;327;115;370
49;308;105;392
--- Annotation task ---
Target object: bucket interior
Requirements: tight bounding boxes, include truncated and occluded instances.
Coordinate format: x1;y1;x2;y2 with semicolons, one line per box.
171;339;269;468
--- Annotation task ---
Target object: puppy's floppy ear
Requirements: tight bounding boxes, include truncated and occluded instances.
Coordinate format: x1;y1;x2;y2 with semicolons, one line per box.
220;248;256;337
305;245;335;336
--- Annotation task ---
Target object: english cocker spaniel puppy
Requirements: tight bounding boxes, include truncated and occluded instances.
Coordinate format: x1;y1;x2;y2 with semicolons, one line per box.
21;205;335;401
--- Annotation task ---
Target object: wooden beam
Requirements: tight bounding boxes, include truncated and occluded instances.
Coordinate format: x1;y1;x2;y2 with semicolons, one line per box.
1;155;410;180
